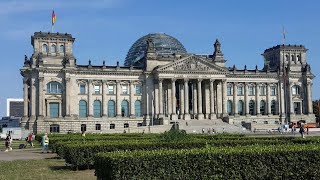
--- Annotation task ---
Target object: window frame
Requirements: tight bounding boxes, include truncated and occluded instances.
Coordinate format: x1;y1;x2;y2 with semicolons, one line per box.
122;85;129;95
94;85;101;94
135;85;142;94
80;84;86;94
108;85;114;94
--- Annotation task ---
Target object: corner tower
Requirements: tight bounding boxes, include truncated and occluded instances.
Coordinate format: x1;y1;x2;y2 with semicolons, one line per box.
30;32;76;67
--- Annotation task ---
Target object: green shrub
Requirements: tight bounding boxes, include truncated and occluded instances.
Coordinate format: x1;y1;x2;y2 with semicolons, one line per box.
95;144;320;179
62;137;319;168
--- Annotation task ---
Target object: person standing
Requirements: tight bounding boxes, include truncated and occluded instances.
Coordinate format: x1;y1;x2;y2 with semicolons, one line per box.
299;124;305;138
41;133;49;153
4;134;12;152
26;133;34;147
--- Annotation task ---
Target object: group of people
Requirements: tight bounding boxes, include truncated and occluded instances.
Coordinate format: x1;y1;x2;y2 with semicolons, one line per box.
202;128;216;134
3;132;50;153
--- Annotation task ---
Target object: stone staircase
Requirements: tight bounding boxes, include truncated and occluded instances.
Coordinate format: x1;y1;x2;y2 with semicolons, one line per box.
175;119;251;134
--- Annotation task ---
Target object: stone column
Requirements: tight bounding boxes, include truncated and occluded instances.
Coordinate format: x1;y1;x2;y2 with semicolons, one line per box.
130;81;135;118
197;79;204;119
116;80;121;118
88;80;93;117
210;79;215;119
233;82;238;116
193;81;198;119
59;102;62;117
159;79;163;117
31;78;36;117
289;82;294;115
245;83;249;116
222;80;227;116
184;79;190;120
22;78;29;129
102;80;107;117
180;82;184;118
154;82;159;117
23;79;29;117
279;82;285;117
267;83;271;115
64;77;70;117
255;83;260;115
216;81;222;116
205;83;210;118
171;79;177;120
167;83;172;117
307;82;313;114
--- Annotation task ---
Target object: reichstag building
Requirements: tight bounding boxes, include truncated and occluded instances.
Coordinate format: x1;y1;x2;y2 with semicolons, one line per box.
20;32;315;133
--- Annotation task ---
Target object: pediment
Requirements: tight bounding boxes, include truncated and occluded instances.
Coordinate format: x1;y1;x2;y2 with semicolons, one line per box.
46;94;62;100
156;55;227;73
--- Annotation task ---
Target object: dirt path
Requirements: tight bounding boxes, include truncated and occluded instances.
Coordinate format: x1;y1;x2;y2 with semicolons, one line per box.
0;148;57;161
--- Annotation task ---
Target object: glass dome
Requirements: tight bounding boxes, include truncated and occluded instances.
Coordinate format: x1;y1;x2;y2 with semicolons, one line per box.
125;33;187;67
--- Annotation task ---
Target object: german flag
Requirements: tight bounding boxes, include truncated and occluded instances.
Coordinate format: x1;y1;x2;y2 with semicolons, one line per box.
52;10;56;25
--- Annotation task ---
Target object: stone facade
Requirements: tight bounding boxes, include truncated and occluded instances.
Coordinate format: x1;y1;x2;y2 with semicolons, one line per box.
20;32;315;134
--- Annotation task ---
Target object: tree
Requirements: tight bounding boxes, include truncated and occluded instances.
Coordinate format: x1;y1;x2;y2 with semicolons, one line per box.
313;100;320;124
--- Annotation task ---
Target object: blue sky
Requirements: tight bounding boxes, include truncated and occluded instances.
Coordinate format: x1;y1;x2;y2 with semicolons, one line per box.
0;0;320;116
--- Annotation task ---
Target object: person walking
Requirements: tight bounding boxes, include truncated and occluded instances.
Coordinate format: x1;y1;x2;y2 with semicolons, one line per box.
26;133;34;147
41;133;50;153
4;134;12;152
299;124;305;138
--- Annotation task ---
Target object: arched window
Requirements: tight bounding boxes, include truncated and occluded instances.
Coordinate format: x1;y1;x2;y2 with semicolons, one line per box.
108;100;115;117
47;81;62;94
50;124;60;133
121;100;129;117
238;100;244;115
42;44;48;53
51;44;56;53
260;100;266;115
93;100;102;118
249;100;255;115
292;85;300;95
79;100;87;118
227;100;233;115
134;100;142;117
59;45;65;53
271;100;277;115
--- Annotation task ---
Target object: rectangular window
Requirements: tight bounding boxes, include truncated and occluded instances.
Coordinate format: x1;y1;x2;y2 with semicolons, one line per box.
80;84;86;94
260;86;266;95
94;85;100;94
136;85;142;94
49;102;59;118
249;86;254;96
227;86;232;96
271;86;277;96
237;86;243;96
122;85;128;95
108;85;114;94
95;124;101;130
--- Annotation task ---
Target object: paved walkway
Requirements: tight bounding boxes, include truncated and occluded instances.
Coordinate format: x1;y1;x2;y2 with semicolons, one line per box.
0;148;57;161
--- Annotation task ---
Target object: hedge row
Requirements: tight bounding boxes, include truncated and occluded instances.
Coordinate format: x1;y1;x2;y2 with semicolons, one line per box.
95;144;320;179
62;137;318;168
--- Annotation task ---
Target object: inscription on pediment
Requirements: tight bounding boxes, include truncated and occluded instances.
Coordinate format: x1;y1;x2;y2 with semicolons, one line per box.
173;59;210;71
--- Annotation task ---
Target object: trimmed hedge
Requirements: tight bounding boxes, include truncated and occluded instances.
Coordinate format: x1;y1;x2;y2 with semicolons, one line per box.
62;137;318;168
95;144;320;179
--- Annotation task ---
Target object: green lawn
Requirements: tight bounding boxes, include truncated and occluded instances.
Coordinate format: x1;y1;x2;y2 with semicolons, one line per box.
0;140;41;150
0;158;95;180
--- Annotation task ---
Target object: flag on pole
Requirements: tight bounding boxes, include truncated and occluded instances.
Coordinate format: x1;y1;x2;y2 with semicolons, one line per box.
52;10;56;25
282;26;286;44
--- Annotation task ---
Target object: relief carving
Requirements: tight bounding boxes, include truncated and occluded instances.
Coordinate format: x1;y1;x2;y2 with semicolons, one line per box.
173;59;210;71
